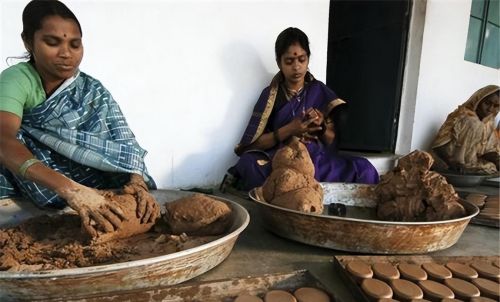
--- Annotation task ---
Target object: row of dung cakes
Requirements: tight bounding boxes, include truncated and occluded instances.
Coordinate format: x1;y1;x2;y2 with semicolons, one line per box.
466;193;500;226
233;287;330;302
341;257;499;301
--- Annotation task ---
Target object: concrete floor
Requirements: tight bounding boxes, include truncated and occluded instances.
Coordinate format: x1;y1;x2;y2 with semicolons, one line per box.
189;186;500;302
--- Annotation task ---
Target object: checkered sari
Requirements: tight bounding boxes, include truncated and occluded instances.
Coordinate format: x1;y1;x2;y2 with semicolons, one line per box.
0;71;156;208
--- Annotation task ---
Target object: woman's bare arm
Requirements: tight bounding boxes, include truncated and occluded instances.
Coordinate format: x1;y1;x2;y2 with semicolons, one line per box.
0;111;127;237
0;111;74;190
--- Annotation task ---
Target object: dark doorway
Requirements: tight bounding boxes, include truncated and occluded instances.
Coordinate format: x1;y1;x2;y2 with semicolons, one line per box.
326;0;411;152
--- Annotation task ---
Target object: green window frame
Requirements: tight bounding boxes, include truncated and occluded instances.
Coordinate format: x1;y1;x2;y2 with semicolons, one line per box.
464;0;499;69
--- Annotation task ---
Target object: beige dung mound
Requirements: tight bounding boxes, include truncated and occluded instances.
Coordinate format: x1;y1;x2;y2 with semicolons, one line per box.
272;137;315;176
375;150;466;221
261;137;323;214
271;187;324;213
163;193;232;236
262;168;319;202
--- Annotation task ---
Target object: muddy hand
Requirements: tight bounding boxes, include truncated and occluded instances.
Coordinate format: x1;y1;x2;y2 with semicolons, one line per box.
59;183;127;237
123;174;159;224
288;115;322;138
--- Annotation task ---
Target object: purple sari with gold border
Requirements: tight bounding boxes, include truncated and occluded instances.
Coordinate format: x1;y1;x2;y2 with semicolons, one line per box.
230;72;379;191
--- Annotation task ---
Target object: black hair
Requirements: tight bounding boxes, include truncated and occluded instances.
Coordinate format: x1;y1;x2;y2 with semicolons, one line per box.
275;27;311;62
21;0;82;61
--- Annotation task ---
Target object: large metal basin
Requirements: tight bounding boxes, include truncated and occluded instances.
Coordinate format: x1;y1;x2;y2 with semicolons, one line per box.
0;190;249;301
249;183;478;254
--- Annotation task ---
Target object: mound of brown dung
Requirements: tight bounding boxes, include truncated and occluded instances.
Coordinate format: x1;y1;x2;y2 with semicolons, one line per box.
0;213;218;272
271;137;315;177
262;137;323;213
163;193;232;236
375;150;466;221
91;190;160;244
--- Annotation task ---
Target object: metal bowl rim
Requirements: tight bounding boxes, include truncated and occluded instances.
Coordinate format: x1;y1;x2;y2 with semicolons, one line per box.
0;193;250;279
436;171;499;178
436;171;499;187
248;187;479;226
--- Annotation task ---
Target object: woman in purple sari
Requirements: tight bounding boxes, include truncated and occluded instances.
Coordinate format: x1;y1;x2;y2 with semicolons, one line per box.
228;27;379;191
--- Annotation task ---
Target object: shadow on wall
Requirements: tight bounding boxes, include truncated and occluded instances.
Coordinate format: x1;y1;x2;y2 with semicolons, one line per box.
172;41;274;188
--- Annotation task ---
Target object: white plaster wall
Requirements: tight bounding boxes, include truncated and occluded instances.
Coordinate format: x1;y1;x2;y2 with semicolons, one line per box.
411;0;500;151
0;0;329;189
3;0;497;188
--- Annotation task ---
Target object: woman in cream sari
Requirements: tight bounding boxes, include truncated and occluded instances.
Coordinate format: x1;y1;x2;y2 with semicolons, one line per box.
431;85;499;174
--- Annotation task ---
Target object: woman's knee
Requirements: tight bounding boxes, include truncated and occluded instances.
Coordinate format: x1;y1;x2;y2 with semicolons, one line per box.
237;152;270;172
234;152;272;190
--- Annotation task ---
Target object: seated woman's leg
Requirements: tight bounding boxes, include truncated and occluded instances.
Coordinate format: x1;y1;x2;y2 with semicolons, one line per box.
314;152;379;184
232;151;272;191
349;156;379;184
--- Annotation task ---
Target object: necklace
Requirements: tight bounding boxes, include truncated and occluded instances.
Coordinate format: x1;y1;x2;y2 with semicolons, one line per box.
290;88;307;118
284;85;304;102
285;85;304;96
